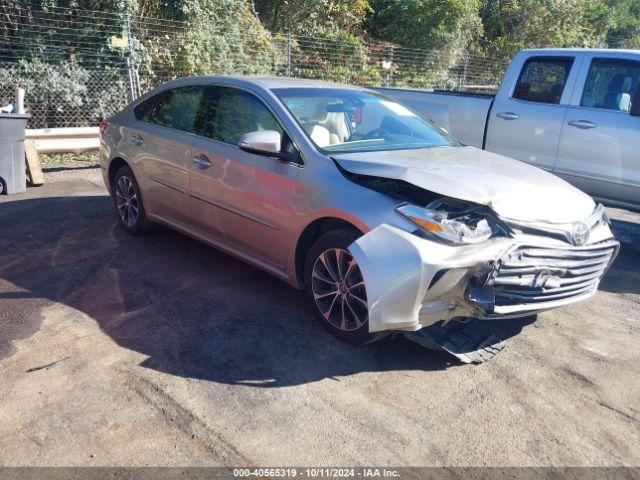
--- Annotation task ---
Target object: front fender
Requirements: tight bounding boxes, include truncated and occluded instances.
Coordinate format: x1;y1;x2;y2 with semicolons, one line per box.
348;225;434;332
349;224;513;332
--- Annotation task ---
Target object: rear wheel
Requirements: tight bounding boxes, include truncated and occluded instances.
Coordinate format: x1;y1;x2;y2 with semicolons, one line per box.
112;165;153;235
304;229;387;345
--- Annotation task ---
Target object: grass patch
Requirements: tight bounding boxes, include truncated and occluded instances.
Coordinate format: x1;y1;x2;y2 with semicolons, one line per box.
39;151;98;167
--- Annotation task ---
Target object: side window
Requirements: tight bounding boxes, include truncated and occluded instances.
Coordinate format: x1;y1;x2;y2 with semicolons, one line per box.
512;57;574;104
199;86;283;145
133;96;155;121
146;86;205;133
581;58;640;112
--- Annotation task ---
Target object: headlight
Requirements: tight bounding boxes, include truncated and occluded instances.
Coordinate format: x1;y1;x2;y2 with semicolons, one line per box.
396;198;503;245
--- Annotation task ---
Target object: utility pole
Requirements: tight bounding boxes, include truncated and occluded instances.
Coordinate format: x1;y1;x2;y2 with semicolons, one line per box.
385;45;394;87
286;30;292;77
125;12;140;100
461;51;469;90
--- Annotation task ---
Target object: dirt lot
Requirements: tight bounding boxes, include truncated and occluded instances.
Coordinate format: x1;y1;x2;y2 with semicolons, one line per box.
0;164;639;467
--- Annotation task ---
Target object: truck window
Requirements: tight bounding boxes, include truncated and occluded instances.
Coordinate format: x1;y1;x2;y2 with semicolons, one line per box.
580;58;640;112
512;57;574;104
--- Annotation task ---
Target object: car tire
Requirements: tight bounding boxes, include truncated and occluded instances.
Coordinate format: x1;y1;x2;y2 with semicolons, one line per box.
112;165;153;235
304;228;388;345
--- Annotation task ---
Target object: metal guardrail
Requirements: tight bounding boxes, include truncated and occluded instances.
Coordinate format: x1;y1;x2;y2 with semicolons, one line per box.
26;127;99;153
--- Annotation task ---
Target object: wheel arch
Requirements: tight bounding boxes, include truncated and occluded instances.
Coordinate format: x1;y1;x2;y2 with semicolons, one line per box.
294;216;365;287
107;157;129;194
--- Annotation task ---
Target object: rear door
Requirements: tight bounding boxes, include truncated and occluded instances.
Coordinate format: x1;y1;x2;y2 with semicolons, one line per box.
188;85;300;270
554;54;640;207
127;85;206;227
485;54;579;171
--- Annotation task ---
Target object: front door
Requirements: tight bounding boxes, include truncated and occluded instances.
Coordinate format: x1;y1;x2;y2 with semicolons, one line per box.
485;55;577;171
188;85;300;270
554;56;640;207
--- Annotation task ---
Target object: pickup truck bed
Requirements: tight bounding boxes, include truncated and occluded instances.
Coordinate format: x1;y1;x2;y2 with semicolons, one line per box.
373;88;494;148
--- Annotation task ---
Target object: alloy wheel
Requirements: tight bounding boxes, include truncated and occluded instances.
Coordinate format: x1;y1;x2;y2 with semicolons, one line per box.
115;176;139;227
311;248;368;331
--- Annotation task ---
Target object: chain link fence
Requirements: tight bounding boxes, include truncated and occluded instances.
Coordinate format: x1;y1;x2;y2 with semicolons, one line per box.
0;6;530;129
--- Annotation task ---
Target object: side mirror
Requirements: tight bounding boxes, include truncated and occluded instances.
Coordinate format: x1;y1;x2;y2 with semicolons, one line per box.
238;130;281;155
631;89;640;117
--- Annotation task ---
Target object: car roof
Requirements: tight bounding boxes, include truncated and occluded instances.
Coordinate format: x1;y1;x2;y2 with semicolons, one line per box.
158;75;363;92
521;47;640;55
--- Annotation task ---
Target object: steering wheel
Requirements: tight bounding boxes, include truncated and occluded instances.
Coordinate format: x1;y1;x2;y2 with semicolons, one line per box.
364;127;389;139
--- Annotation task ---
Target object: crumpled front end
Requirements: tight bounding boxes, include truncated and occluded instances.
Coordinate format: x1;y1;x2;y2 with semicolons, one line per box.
349;219;619;333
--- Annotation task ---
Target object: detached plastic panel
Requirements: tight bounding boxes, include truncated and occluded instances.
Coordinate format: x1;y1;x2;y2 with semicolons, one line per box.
0;113;30;194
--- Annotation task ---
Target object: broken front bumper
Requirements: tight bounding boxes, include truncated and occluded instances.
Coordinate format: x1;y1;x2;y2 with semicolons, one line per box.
348;223;619;333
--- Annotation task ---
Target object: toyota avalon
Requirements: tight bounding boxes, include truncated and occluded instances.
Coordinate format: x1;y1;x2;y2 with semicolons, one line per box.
99;76;619;346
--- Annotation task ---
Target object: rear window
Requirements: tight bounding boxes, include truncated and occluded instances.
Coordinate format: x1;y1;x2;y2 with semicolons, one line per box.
512;57;574;104
133;86;206;133
133;97;154;121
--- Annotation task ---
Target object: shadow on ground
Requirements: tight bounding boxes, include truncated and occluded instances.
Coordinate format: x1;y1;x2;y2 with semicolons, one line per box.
2;196;539;386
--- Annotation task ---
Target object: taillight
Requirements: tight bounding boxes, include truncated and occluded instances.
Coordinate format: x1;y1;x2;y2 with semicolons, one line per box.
99;122;109;136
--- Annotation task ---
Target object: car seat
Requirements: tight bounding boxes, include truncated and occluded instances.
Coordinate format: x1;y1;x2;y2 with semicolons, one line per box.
323;112;350;145
603;74;632;111
303;123;332;147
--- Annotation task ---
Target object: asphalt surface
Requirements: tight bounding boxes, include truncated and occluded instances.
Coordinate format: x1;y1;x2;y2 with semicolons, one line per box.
0;164;639;466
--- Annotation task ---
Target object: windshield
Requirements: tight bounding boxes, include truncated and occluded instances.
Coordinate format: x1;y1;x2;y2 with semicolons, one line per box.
272;88;458;154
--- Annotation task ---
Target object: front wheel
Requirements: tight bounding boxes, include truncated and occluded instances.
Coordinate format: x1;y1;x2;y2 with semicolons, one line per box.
304;229;387;345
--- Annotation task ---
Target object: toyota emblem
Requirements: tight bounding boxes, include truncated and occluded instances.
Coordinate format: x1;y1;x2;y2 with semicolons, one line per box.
571;221;590;246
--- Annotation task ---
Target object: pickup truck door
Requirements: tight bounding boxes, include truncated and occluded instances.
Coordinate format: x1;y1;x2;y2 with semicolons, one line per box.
485;54;580;171
554;54;640;207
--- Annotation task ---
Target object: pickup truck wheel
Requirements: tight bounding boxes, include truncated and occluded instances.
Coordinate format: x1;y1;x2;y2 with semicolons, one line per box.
113;165;153;235
304;229;387;345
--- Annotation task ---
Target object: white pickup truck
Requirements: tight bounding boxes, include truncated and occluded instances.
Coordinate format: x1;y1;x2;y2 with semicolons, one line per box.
376;49;640;210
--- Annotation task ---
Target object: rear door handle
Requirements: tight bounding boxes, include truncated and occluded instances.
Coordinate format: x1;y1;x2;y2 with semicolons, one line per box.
192;153;212;169
568;120;597;129
496;112;520;120
129;134;144;146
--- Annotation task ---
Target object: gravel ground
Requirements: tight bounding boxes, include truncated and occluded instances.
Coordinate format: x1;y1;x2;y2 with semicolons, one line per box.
0;165;638;467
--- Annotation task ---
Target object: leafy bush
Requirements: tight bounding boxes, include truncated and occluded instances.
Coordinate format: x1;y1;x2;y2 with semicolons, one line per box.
0;59;129;128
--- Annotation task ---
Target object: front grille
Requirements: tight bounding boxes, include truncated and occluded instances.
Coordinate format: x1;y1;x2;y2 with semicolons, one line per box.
489;239;619;308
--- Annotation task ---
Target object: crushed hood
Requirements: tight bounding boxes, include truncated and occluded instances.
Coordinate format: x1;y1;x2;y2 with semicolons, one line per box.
333;146;595;224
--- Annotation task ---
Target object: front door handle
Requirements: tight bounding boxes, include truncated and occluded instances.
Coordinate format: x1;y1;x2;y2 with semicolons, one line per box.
129;134;144;146
192;153;212;169
496;112;520;120
568;120;597;129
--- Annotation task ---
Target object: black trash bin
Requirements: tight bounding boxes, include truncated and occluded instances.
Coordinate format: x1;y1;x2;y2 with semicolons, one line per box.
0;113;31;195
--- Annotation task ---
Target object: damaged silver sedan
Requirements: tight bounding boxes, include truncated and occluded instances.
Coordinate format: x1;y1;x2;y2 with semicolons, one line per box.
100;77;619;352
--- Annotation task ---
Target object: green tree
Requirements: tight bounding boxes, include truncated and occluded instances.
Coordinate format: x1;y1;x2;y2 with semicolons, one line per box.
252;0;371;36
478;0;611;57
366;0;482;51
603;0;640;48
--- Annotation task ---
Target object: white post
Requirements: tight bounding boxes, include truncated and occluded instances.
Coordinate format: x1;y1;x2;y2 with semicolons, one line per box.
286;30;292;77
125;12;140;100
15;87;25;114
385;46;394;87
